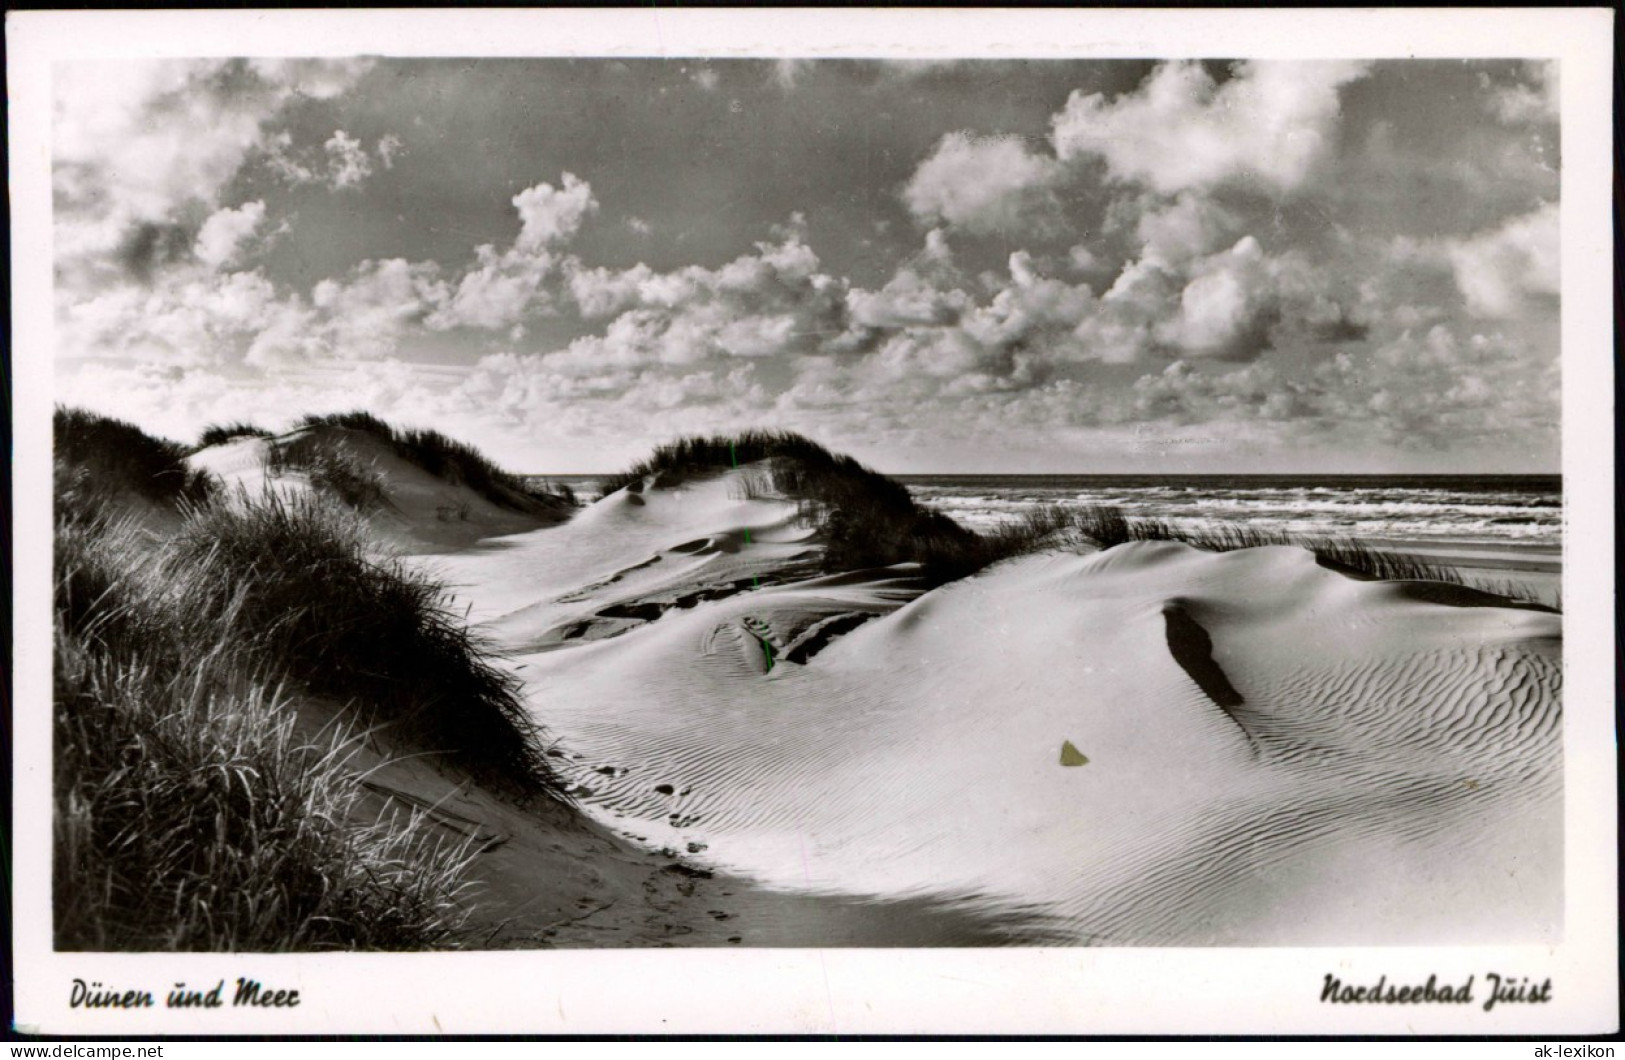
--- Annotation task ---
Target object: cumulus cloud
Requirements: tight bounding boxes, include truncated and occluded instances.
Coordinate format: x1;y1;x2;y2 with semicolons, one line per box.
845;230;971;328
1484;62;1559;125
961;251;1095;357
1129;192;1242;266
242;298;326;368
1118;312;1558;455
556;224;846;370
1314;323;1558;448
880;61;1375;377
267;128;380;190
428;174;599;331
1071;232;1324;364
776;239;1100;414
241;258;451;367
903;132;1063;235
263;130;318;185
309;258;449;357
1067;245;1101;273
323;130;374;188
839;235;1097;380
451;352;778;464
1131;359;1320;424
63;171;598;374
193;201;266;269
1051;60;1370;195
1155;237;1285;361
513;173;599;252
53;59;373;273
50;59;1559;469
431;244;553;332
377;133;404;169
1445;202;1559;318
59;266;283;368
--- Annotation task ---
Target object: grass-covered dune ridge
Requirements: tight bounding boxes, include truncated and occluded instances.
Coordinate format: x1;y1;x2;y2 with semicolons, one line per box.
197;421;274;448
601;430;1007;583
54;407;214;516
54;507;495;949
295;411;577;513
262;432;393;512
52;408;567;950
174;490;561;791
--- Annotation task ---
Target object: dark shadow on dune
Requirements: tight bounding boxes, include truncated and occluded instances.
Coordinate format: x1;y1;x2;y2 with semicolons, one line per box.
784;612;881;665
1162;603;1263;761
1161;603;1246;711
1387;580;1561;613
595;601;668;622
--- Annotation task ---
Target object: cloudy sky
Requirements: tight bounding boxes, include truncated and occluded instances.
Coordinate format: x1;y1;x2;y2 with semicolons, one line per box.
52;58;1560;473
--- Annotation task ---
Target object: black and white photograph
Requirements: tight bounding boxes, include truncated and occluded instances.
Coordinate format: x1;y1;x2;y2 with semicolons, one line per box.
8;7;1617;1037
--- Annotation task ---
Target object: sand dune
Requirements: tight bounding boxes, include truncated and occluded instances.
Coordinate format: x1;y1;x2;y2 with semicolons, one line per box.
180;441;1563;946
189;425;561;550
391;468;1561;946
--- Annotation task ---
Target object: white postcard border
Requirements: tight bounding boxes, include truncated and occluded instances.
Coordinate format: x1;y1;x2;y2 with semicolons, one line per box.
8;7;1617;1036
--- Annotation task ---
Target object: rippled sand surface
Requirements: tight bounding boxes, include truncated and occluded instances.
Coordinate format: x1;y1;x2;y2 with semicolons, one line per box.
445;470;1562;945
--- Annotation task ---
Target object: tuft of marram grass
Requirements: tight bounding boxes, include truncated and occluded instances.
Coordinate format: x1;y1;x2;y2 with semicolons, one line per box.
197;421;274;448
53;511;483;951
54;411;585;949
170;489;561;795
54;407;214;520
264;433;392;511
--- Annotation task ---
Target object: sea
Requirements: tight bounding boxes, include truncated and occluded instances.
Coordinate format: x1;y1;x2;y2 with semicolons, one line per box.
899;474;1562;551
541;473;1563;555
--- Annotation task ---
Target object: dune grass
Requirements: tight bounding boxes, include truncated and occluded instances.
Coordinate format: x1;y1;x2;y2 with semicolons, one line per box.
54;407;214;517
197;421;274;448
297;411;577;513
53;510;490;950
168;489;560;794
599;431;869;496
263;433;393;511
54;411;569;947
